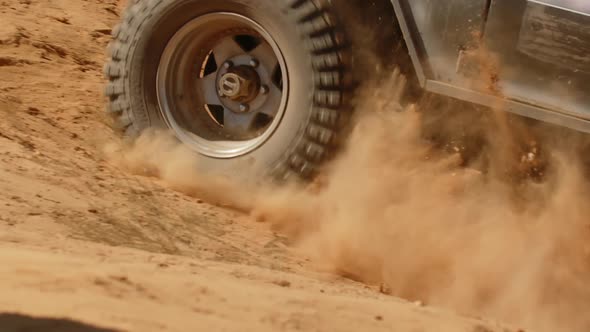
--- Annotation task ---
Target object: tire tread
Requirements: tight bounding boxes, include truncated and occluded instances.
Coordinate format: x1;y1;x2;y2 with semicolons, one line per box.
104;0;365;181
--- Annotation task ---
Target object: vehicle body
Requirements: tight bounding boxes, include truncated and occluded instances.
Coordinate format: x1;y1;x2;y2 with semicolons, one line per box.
104;0;590;181
394;0;590;132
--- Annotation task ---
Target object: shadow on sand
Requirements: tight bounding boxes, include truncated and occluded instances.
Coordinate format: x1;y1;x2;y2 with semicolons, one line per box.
0;313;121;332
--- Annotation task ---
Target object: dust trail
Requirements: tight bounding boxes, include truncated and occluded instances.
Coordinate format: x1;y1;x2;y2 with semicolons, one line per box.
256;75;590;332
104;131;255;212
108;73;590;332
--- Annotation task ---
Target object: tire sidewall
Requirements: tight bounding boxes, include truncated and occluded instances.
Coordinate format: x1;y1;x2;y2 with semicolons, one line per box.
126;0;315;178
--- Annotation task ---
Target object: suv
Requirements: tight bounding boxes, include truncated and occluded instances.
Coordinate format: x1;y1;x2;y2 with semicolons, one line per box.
104;0;590;180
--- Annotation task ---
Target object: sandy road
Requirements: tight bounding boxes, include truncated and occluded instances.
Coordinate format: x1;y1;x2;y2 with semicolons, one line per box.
0;0;513;331
0;230;502;332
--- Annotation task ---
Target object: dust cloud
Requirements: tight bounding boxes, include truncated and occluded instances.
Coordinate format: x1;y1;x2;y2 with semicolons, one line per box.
104;132;254;211
107;72;590;332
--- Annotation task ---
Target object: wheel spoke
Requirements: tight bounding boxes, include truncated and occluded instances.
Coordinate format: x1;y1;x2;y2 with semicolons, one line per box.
200;73;221;104
223;109;258;133
248;42;278;73
213;38;244;64
256;84;283;118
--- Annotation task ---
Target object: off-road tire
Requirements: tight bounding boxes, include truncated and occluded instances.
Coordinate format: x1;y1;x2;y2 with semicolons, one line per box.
104;0;412;181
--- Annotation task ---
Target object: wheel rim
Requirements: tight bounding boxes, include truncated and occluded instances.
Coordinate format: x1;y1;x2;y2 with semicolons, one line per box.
156;13;289;159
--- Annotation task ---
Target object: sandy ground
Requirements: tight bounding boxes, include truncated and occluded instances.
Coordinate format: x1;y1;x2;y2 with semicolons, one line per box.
0;0;543;331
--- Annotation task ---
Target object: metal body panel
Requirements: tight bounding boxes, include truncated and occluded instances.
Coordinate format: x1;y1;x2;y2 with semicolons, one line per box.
426;80;590;134
406;0;485;85
484;0;590;118
519;3;590;73
390;0;428;86
529;0;590;15
390;0;590;133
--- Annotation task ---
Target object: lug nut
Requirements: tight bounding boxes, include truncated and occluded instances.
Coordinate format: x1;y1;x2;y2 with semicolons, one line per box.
239;103;250;112
223;61;233;69
260;85;269;94
249;58;259;68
